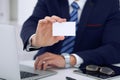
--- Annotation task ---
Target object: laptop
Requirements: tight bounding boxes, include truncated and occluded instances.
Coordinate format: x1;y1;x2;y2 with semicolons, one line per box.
0;24;57;80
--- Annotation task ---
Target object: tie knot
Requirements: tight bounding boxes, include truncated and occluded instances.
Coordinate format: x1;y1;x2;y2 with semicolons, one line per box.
71;2;79;10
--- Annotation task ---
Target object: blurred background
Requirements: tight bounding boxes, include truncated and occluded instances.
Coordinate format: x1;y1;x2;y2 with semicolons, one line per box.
0;0;38;61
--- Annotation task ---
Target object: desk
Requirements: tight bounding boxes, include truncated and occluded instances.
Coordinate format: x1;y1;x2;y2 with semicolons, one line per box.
20;60;120;80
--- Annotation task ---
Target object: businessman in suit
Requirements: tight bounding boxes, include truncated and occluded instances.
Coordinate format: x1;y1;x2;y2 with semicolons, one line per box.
21;0;120;70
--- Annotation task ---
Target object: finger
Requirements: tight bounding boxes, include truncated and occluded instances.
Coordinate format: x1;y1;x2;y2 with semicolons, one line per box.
34;52;52;69
51;36;65;44
34;55;46;70
36;19;48;33
37;60;44;70
45;16;56;23
37;54;54;70
55;36;65;40
38;19;48;26
51;15;66;22
43;60;53;70
34;57;40;69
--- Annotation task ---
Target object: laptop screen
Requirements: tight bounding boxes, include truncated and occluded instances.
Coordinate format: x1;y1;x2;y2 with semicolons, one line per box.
0;24;21;80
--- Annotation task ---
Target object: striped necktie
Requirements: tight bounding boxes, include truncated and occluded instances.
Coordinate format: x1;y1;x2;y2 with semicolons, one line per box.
61;2;79;53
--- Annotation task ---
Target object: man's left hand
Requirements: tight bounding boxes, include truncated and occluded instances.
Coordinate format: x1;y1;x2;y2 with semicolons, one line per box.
34;52;65;70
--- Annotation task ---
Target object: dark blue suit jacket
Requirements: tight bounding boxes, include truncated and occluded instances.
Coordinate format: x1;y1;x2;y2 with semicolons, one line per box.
21;0;120;66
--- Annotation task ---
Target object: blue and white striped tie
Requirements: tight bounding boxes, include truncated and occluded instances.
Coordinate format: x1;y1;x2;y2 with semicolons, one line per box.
61;2;79;53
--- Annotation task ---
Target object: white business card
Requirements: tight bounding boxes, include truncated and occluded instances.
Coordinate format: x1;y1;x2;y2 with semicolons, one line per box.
52;22;76;36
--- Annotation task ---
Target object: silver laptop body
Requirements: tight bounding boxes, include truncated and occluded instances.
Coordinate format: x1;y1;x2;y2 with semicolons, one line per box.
0;24;57;80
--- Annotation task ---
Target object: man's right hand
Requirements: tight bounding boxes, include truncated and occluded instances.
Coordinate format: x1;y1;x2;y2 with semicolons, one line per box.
31;16;66;48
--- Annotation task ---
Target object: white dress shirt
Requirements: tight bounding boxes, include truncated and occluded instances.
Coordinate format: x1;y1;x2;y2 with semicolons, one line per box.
27;0;87;67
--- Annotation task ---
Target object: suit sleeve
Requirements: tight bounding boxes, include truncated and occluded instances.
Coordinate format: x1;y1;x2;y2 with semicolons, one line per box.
20;0;48;49
78;0;120;66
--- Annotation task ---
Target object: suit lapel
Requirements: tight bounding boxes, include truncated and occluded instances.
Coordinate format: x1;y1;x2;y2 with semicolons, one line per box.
59;0;70;20
77;0;95;32
74;0;95;51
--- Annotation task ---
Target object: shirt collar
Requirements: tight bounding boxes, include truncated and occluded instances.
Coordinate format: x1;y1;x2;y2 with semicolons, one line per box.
68;0;87;9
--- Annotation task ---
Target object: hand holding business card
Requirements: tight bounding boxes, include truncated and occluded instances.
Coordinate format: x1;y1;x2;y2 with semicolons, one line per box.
52;22;76;36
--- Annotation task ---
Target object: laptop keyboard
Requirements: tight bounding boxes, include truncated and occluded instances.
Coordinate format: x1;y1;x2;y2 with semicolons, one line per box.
20;71;39;79
0;78;6;80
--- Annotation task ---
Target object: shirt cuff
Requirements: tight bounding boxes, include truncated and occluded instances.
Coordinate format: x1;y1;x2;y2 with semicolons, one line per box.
71;54;83;68
26;34;39;51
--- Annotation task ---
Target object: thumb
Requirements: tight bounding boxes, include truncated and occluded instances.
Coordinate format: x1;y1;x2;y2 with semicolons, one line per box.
56;36;65;40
